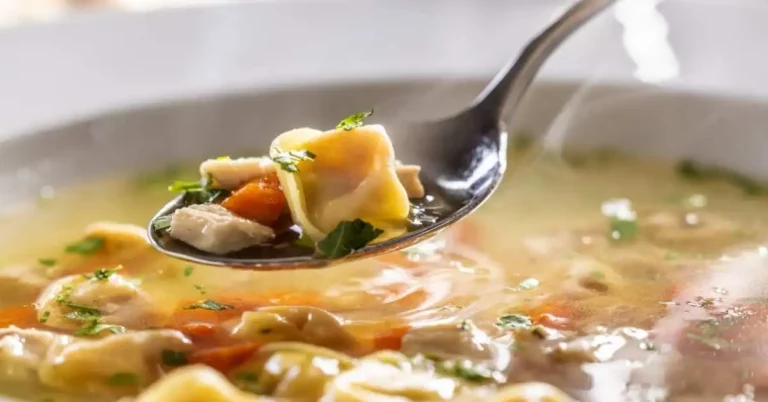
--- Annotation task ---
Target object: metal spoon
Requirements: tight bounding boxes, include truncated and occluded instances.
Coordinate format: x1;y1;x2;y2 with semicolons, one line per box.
148;0;615;270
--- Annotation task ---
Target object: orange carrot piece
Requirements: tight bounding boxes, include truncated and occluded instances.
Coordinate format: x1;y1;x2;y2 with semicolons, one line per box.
188;342;261;372
372;325;410;351
0;306;40;328
221;174;287;226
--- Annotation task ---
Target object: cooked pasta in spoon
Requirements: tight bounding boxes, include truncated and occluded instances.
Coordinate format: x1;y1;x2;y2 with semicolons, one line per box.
155;111;426;258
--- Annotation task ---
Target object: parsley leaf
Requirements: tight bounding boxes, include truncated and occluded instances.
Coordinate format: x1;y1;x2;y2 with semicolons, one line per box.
609;217;638;241
183;266;194;277
64;309;101;322
65;237;104;255
270;146;316;173
233;372;261;393
438;360;495;383
495;314;533;331
38;258;57;267
161;349;188;366
84;266;121;281
194;284;206;295
183;299;235;311
106;372;139;387
170;174;230;206
40;311;50;323
76;321;126;337
336;109;374;131
293;233;315;248
317;219;383;258
152;215;172;232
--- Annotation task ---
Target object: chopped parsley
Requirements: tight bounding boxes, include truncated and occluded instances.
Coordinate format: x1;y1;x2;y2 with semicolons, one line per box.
495;314;533;331
65;237;105;255
183;266;194;277
336;109;374;131
169;174;230;206
438;360;495;383
233;372;261;393
194;284;207;295
677;159;765;196
161;349;188;366
609;217;638;242
84;266;121;281
270;146;316;173
183;299;235;311
40;311;50;323
152;215;172;232
317;219;383;258
38;258;57;267
106;372;139;387
293;233;315;248
75;321;126;337
54;285;125;337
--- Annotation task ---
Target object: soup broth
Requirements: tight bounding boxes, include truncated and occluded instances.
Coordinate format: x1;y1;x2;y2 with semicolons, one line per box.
1;144;767;402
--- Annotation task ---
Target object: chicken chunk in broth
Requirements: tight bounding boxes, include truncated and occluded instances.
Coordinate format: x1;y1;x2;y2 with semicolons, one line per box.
3;141;768;401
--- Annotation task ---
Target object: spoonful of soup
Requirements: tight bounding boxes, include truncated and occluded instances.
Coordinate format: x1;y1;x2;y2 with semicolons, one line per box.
148;0;615;269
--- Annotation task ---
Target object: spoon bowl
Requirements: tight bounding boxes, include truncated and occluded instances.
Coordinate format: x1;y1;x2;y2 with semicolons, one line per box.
148;0;615;269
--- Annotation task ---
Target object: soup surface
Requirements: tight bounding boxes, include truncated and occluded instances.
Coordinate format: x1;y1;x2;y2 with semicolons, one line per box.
1;143;767;402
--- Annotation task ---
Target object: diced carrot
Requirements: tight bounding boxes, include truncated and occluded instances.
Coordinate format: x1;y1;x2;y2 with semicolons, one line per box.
371;325;410;351
178;322;219;340
0;306;40;328
527;300;577;330
188;342;261;372
221;174;287;226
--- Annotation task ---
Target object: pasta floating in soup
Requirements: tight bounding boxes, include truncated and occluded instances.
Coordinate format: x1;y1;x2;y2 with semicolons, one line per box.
3;139;768;402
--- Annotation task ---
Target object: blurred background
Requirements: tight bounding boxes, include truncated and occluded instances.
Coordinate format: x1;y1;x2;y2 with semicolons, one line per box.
0;0;213;27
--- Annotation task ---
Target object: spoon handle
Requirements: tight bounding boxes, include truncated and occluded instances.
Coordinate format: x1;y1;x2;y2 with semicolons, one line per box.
472;0;617;121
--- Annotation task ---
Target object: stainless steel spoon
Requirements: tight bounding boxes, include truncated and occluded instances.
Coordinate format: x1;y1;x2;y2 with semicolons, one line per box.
148;0;616;270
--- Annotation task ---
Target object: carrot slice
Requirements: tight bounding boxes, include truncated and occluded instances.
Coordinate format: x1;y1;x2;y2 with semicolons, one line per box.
371;325;410;351
221;174;287;226
0;306;40;328
188;342;261;372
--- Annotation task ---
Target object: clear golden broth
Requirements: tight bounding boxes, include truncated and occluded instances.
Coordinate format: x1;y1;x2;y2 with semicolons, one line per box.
2;146;768;401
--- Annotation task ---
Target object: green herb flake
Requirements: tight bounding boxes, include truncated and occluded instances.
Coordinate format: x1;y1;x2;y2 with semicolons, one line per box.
153;215;172;232
293;233;315;248
170;174;231;206
317;219;383;259
609;217;638;242
336;109;374;131
40;311;50;324
495;314;533;331
194;284;207;295
270;146;316;173
65;237;105;255
64;309;101;322
233;372;261;393
76;321;126;337
183;299;235;311
84;266;121;281
161;349;189;366
589;270;605;279
438;360;495;383
106;372;140;387
38;258;57;267
183;266;194;277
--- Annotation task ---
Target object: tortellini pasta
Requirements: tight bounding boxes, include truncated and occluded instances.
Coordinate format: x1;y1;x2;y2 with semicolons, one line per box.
271;125;411;242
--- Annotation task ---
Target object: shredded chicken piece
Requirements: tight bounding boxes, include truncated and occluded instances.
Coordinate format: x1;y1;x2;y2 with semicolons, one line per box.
169;204;275;254
200;157;277;190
